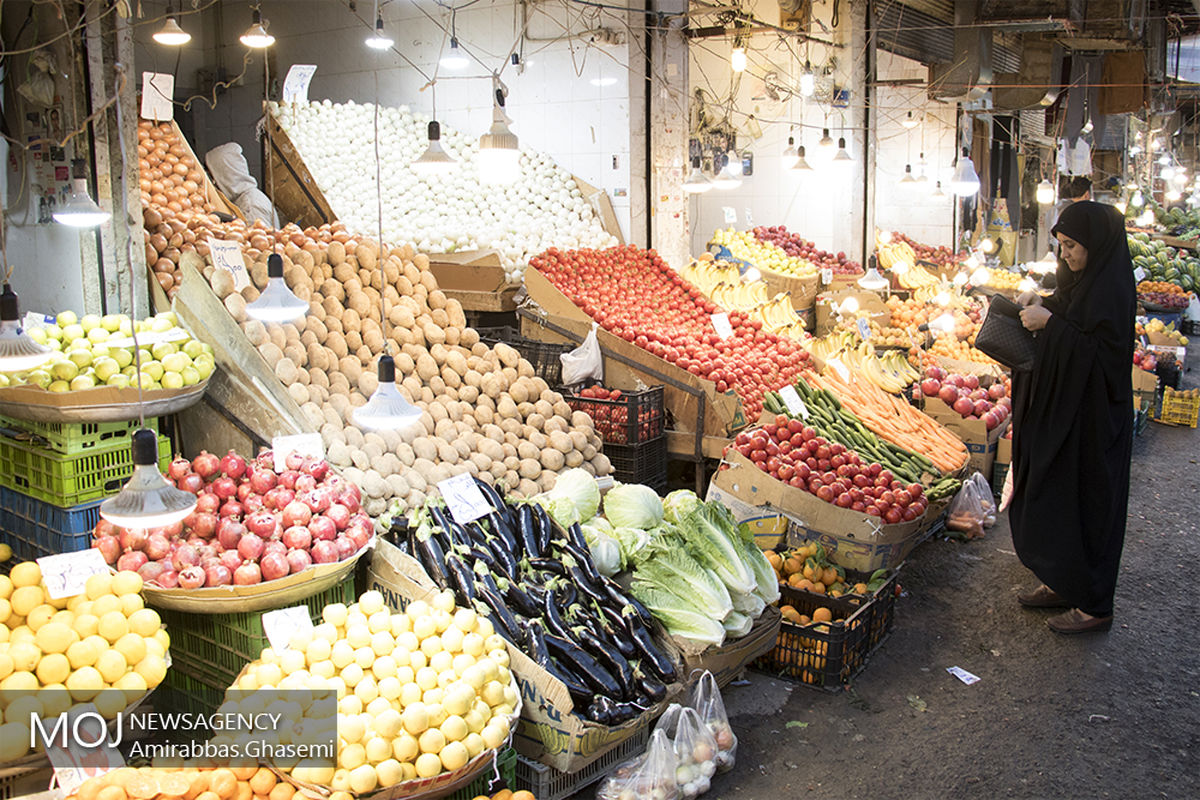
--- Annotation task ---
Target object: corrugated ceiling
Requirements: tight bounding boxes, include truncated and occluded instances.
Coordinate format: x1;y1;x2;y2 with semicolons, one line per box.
874;2;1021;71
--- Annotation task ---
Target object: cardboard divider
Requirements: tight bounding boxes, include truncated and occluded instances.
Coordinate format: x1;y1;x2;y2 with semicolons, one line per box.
814;290;891;336
920;397;1010;478
426;250;520;312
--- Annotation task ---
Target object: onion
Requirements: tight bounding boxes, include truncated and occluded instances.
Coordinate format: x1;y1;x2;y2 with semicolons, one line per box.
303;459;330;481
205;564;233;587
237;533;265;561
233;562;262;586
286;549;313;574
260;552;289;581
178;566;205;589
94;535;121;564
117;550;149;572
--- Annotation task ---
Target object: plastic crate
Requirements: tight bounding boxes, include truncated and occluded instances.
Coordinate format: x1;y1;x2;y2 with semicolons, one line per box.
603;435;667;491
0;767;53;800
477;326;572;386
991;462;1010;498
513;723;650;800
0;415;156;456
157;666;228;718
754;570;899;691
0;431;172;507
1157;387;1200;427
1182;319;1200;335
0;487;102;563
155;574;358;688
560;383;665;445
1155;360;1183;390
445;748;517;800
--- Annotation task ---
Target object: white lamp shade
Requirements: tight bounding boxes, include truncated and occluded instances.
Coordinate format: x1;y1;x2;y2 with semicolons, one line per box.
153;18;191;46
54;179;110;227
950;153;981;196
354;357;424;431
100;430;196;529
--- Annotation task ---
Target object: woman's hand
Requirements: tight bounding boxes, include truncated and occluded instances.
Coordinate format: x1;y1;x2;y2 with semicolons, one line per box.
1016;291;1043;307
1020;305;1051;331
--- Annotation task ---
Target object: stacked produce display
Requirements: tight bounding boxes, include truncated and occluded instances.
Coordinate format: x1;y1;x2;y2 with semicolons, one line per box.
1128;232;1200;293
679;258;808;340
750;226;861;276
708;228;819;283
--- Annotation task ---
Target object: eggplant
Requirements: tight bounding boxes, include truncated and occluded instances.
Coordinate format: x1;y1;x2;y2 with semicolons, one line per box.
596;605;638;659
546;660;594;707
546;634;622;698
624;608;678;684
542;587;575;641
485;538;518;581
504;580;541;618
532;502;554;554
557;540;603;584
572;625;635;700
524;619;551;664
588;695;616;725
473;476;506;513
603;577;653;625
487;511;519;556
476;587;524;646
443;554;478;604
517;504;542;557
414;528;449;589
632;663;667;702
566;521;589;553
527;557;565;576
425;505;458;553
610;699;650;722
560;553;607;605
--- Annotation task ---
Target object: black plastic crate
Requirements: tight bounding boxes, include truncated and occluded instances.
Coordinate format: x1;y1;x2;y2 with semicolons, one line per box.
1182;319;1200;335
604;435;667;490
560;382;665;445
1155;361;1183;390
477;326;572;386
513;724;651;800
755;570;899;691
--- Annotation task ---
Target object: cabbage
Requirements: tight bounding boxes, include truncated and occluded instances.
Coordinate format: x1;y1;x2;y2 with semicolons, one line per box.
630;582;727;648
662;490;702;525
603;484;664;530
544;467;601;522
536;496;580;529
581;524;623;575
612;526;650;564
588;516;615;536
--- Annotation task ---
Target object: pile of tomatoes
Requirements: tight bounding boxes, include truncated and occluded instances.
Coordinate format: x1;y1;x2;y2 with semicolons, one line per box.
563;382;663;444
730;416;929;523
531;245;810;419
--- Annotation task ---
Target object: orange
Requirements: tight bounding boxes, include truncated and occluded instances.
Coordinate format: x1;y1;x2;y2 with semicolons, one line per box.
811;581;826;594
783;557;802;576
812;607;833;623
795;578;815;592
821;567;838;586
852;583;869;594
798;615;811;625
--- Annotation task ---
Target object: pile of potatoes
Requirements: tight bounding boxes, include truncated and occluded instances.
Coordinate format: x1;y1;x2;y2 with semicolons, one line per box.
192;218;610;518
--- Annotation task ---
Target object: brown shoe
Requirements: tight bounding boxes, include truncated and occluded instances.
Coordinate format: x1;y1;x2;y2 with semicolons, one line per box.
1047;608;1113;634
1017;584;1070;608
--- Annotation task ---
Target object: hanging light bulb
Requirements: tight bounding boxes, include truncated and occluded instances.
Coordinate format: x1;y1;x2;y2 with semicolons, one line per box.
902;111;919;129
970;266;991;286
724;148;743;177
742;266;762;282
934;291;952;307
950;148;980;196
929;312;956;333
1162;165;1176;181
682;157;713;194
979;236;994;254
899;164;915;184
411;120;457;175
1166;189;1183;202
1136;209;1156;226
817;128;835;153
832;137;852;163
711;161;742;190
54;159;110;228
1018;276;1038;293
791;145;813;172
782;136;798;168
878;230;893;244
365;13;393;49
0;284;51;372
1081;119;1093;134
963;254;981;270
857;266;889;290
101;429;197;529
478;85;520;185
915;152;929;183
931;180;946;198
441;38;469;70
838;297;860;315
730;46;747;73
354;356;424;432
246;253;308;324
1131;190;1145;207
1036;179;1055;205
799;62;815;97
1173;172;1189;190
153;12;191;46
239;8;274;48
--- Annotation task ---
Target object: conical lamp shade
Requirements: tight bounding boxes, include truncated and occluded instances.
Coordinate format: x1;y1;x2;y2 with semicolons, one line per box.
354;356;424;431
682;158;713;193
54;178;110;227
101;429;196;529
246;254;308;324
857;267;888;290
153;17;191;46
412;121;456;175
0;284;51;372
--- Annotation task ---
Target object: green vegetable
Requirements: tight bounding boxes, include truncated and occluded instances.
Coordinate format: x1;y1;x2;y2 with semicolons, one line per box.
678;503;756;597
545;467;601;522
633;543;733;622
736;528;781;605
603;483;664;530
731;590;765;618
580;524;622;576
630;581;727;648
536;495;580;529
722;611;753;638
587;516;614;536
612;526;650;564
662;489;702;525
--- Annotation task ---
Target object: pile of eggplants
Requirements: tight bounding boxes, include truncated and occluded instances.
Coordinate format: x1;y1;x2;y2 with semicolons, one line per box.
396;478;678;726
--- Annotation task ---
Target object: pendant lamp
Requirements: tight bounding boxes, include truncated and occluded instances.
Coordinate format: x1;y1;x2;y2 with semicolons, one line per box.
246;253;308;324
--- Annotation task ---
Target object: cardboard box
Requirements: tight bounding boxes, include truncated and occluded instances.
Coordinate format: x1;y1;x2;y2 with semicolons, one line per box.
921;397;1010;478
426;250;519;312
681;606;781;689
814;290;891;336
366;539;670;774
759;267;819;312
996;434;1012;465
708;450;927;573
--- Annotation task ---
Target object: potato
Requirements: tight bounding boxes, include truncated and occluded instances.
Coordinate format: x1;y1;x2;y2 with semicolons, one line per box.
211;268;236;299
540;448;565;471
224;292;248;322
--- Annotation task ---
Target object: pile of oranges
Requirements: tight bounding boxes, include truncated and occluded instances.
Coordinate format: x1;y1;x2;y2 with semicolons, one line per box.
929;336;997;365
765;543;870;599
1137;280;1187;295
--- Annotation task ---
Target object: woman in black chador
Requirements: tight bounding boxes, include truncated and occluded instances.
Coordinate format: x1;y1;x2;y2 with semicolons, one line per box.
1009;201;1135;634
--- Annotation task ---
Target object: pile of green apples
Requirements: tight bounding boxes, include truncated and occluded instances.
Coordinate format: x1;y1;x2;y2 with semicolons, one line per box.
0;311;215;392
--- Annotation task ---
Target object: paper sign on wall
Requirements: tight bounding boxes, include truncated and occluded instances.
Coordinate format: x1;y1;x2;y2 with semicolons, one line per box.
722;207;737;224
283;65;318;105
779;385;809;419
711;312;734;339
263;606;315;652
744;208;754;225
22;311;53;331
272;433;324;472
37;549;109;600
140;72;174;121
438;473;493;525
208;238;251;290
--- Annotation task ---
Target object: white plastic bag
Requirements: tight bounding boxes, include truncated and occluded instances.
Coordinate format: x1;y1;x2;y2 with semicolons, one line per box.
561;322;603;386
1185;294;1200;322
654;704;720;798
946;472;996;539
688;671;736;773
596;728;679;800
999;462;1015;512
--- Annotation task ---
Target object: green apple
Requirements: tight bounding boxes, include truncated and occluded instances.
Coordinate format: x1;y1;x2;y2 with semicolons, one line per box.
117;319;132;335
26;369;52;388
55;310;78;327
182;340;205;359
121;365;138;379
80;314;101;333
46;339;63;352
194;355;215;380
137;348;153;365
149;316;173;334
161;352;190;373
61;324;85;344
27;327;49;345
101;314;123;332
161;371;184;389
93;357;120;383
86;328;109;344
155;311;178;327
70;374;96;391
200;342;213;357
90;345;110;362
67;349;92;369
113;349;133;369
43;324;62;340
142;362;164;381
48;380;71;393
50;361;79;382
106;373;130;389
151;341;177;361
180;365;201;386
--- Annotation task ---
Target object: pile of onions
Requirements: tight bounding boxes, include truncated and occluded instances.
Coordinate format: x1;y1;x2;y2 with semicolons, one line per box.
91;449;371;590
272;100;618;284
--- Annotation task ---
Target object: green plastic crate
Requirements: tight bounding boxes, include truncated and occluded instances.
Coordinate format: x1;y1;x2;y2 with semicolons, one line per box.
446;748;516;800
156;575;358;689
158;666;227;717
0;431;171;507
0;415;156;455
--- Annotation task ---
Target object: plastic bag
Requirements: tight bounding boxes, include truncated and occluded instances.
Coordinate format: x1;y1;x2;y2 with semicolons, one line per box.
1185;294;1200;322
596;727;679;800
999;462;1015;512
688;670;736;772
561;322;603;386
945;472;996;539
654;704;720;798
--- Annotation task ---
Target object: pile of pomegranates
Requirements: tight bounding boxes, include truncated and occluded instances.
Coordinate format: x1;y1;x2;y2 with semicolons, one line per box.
91;449;371;590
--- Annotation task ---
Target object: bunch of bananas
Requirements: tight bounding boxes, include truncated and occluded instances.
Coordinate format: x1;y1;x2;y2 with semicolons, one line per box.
756;293;805;334
876;237;917;270
709;281;770;311
682;257;743;293
839;342;921;393
682;258;772;311
895;264;939;289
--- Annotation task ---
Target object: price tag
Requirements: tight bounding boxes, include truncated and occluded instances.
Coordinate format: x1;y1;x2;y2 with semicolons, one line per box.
722;207;737;224
105;327;190;349
744;208;754;225
438;472;493;525
1140;335;1149;348
282;64;318;105
710;312;734;340
1134;266;1146;281
43;703;124;794
821;268;833;285
263;605;315;652
595;475;615;491
208;238;251;290
779;385;809;419
272;433;325;472
827;358;851;383
37;549;109;600
856;318;871;340
22;311;53;331
140;72;174;121
946;666;981;685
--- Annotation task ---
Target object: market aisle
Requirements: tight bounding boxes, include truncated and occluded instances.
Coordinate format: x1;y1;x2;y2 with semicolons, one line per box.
703;376;1200;798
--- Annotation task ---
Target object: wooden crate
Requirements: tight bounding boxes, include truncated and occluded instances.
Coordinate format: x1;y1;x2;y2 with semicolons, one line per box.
264;112;338;229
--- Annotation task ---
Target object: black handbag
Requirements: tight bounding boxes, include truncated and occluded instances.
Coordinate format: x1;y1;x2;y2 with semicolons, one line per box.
975;295;1037;372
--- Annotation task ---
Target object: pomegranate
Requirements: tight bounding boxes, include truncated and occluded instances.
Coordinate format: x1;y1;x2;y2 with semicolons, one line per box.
220;450;248;481
260;552;289;581
303;459;330;481
156;569;180;588
282;500;312;529
118;527;148;552
189;512;218;540
285;549;313;574
310;540;339;564
243;494;265;514
176;473;204;495
920;378;940;396
237;532;265;561
307;515;336;542
339;484;362;513
195;492;221;514
145;533;172;561
167;456;191;481
192;450;221;480
205;564;233;587
952;396;974;416
94;518;120;538
245;512;277;539
937;384;959;405
233;562;262;585
117;550;149;572
211;476;238;500
282;525;312;550
344;525;371;551
325;503;351;531
249;467;277;495
278;470;299;491
264;487;294;511
285;451;305;471
263;539;286;557
301;488;333;514
294;474;317;494
178;566;205;589
219;549;243;572
172;543;200;571
255;450;275;470
218;500;244;519
236;482;254;503
137;560;166;583
94;535;121;564
334;536;358;560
